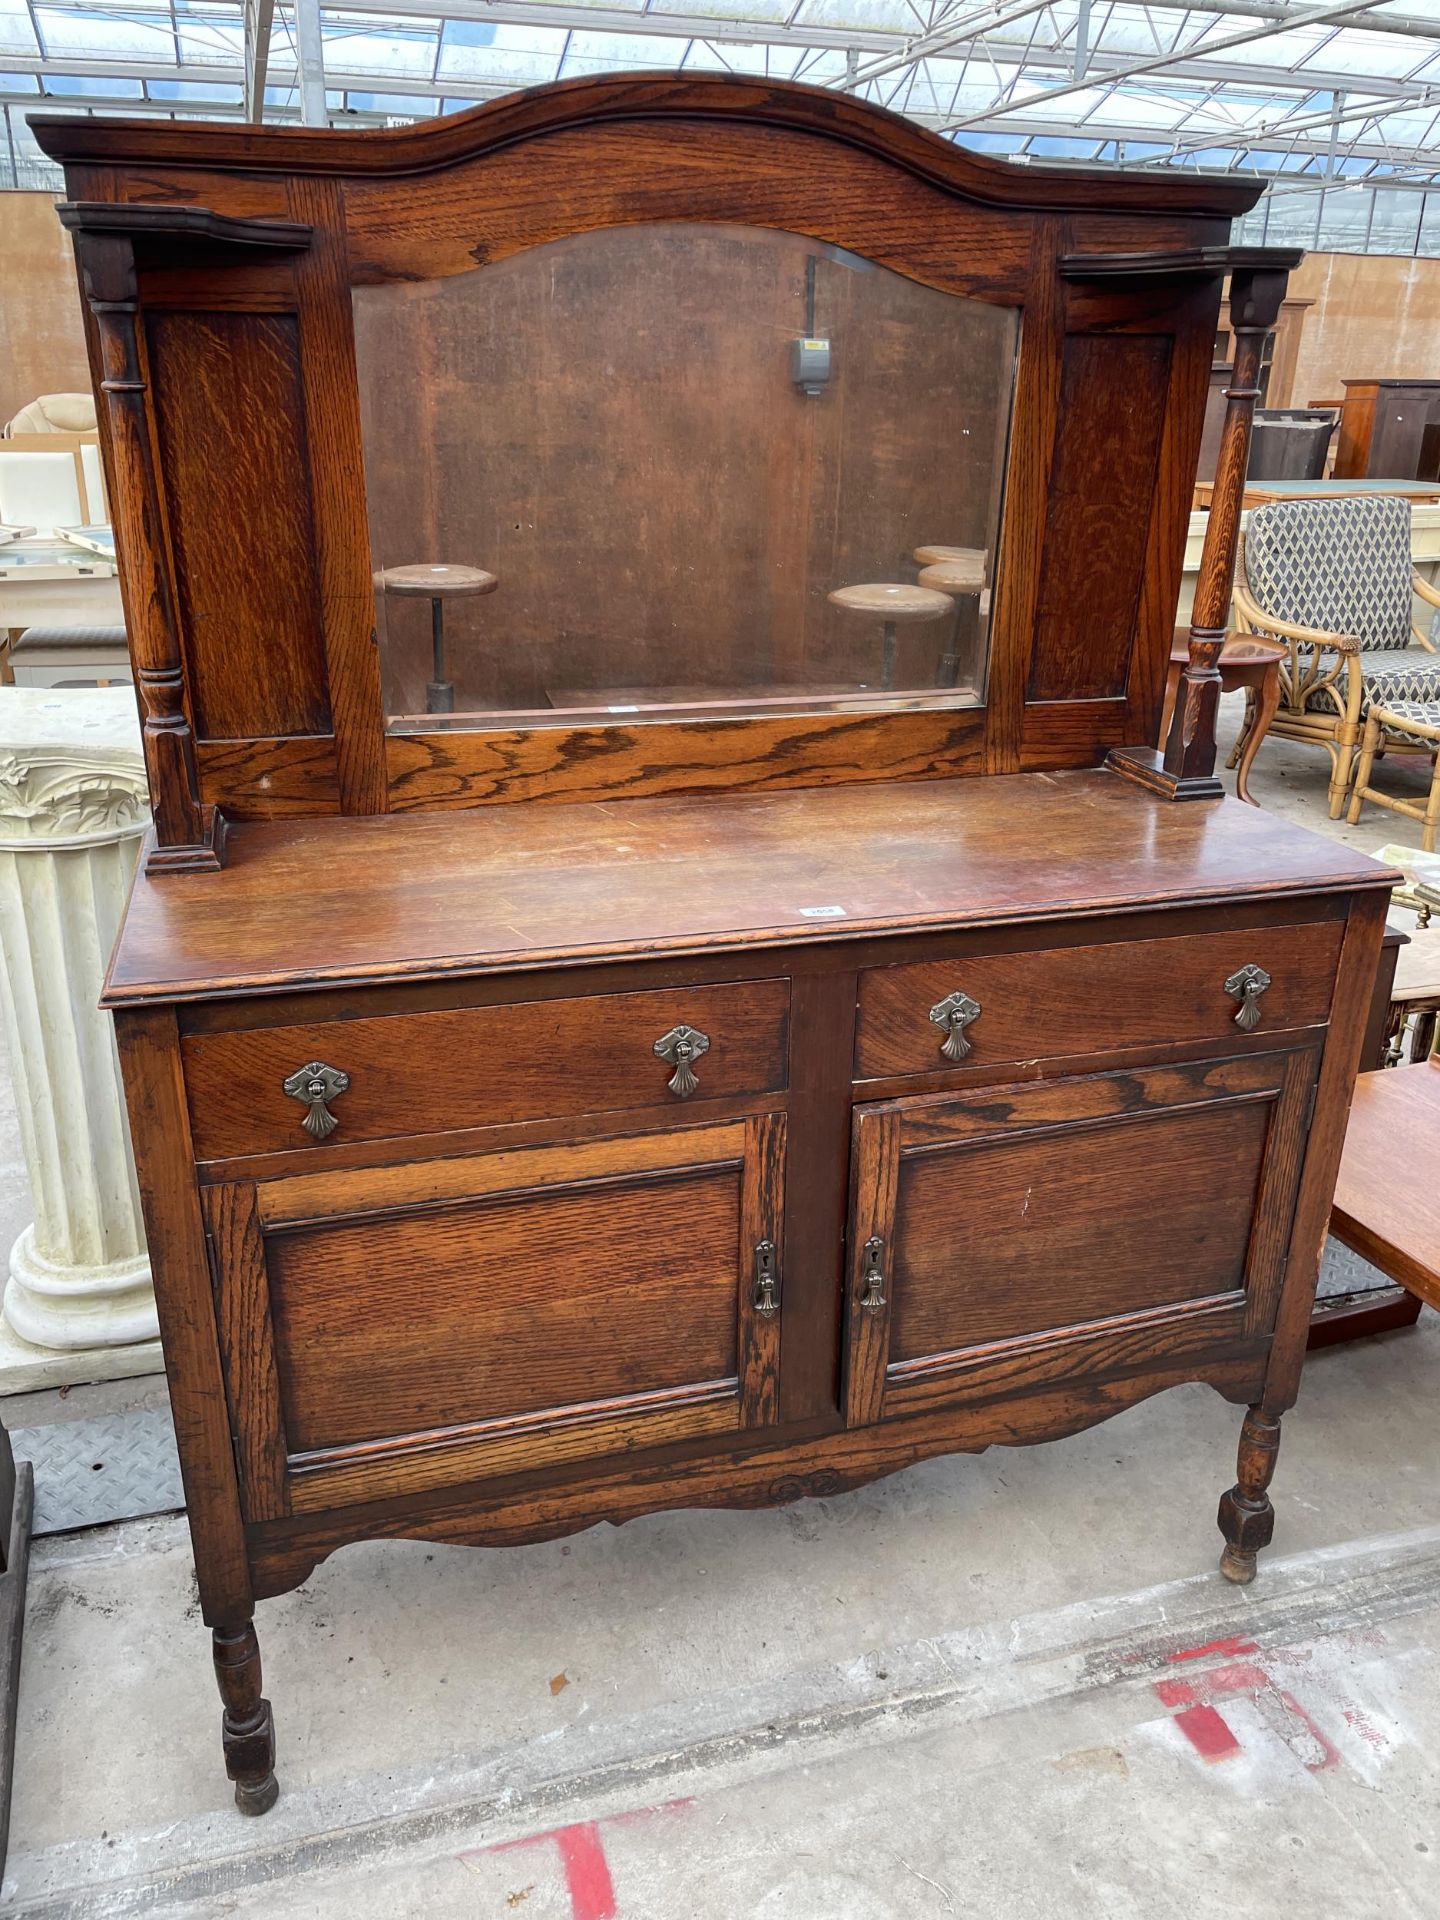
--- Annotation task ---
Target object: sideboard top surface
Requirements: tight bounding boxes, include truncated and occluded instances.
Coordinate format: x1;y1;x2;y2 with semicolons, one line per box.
104;771;1395;1007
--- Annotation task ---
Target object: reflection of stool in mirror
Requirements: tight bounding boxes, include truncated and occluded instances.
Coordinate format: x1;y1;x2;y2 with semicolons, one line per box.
827;583;953;692
913;544;985;581
374;563;497;715
915;546;986;689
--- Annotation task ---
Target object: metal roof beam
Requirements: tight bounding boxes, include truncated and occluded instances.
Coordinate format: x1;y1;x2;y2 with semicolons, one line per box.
203;0;1440;53
242;0;274;118
843;0;1053;89
1131;77;1438;161
944;0;1422;129
17;40;1433;106
1138;0;1440;43
10;59;1440;175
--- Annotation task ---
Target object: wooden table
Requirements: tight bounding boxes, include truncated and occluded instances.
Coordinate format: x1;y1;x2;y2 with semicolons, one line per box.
1330;1056;1440;1310
1380;924;1440;1064
1194;478;1440;511
0;539;123;682
1160;629;1286;805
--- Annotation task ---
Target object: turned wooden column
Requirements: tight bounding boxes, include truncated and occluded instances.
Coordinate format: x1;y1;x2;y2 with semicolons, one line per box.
1110;248;1301;801
60;216;226;872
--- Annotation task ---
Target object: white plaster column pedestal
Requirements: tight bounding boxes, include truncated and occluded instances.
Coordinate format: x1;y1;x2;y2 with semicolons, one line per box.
0;688;162;1390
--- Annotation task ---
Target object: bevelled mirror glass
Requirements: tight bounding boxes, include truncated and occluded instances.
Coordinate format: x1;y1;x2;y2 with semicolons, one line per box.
353;224;1018;731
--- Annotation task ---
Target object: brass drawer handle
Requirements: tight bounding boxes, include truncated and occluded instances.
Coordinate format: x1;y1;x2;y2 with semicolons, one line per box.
654;1023;710;1098
929;990;981;1062
859;1235;887;1316
1225;963;1272;1031
753;1239;780;1317
282;1060;350;1140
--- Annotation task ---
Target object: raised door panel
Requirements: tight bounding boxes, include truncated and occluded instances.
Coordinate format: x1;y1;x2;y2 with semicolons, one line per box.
206;1114;785;1517
146;308;332;741
1026;333;1173;703
842;1052;1314;1428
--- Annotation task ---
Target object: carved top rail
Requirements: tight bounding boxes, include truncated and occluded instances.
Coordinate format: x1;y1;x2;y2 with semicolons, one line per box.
35;71;1261;215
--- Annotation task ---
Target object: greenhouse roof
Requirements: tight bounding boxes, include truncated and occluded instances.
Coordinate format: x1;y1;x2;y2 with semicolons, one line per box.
4;0;1440;233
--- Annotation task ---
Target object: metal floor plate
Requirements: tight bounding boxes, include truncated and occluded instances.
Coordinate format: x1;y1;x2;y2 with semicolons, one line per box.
10;1407;184;1537
1317;1236;1394;1297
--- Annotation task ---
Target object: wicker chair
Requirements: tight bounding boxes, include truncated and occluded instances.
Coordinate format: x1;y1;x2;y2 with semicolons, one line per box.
1347;695;1440;853
1233;495;1440;819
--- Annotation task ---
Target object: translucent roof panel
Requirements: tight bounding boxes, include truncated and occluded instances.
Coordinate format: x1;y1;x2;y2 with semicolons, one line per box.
32;3;179;61
0;3;39;57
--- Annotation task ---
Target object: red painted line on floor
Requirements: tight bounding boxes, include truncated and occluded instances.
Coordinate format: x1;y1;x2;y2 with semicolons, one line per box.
465;1799;693;1917
1154;1648;1343;1773
557;1822;618;1920
1166;1635;1259;1664
1206;1660;1270;1694
1173;1703;1243;1762
1275;1687;1341;1772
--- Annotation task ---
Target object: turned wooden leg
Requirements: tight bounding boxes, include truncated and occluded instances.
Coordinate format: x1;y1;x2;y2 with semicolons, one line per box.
1217;1406;1282;1585
213;1622;279;1815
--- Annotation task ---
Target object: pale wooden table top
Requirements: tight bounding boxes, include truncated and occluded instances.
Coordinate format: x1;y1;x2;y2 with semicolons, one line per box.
1331;1058;1440;1307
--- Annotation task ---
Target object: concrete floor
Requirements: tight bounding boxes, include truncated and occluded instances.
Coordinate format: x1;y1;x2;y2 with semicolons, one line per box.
3;696;1438;1918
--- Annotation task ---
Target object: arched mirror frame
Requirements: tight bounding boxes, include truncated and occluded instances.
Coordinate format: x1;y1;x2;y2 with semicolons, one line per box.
36;76;1261;860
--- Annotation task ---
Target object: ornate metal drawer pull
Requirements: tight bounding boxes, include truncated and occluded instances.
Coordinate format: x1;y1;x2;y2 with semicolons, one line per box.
282;1060;350;1140
858;1235;887;1316
753;1239;780;1318
1224;963;1272;1032
929;990;982;1061
654;1023;710;1098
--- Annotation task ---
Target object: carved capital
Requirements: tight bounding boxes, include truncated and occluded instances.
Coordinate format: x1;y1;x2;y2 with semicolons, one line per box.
0;690;150;851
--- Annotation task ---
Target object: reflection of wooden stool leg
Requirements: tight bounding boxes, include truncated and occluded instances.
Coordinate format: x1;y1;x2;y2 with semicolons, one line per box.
427;598;454;715
937;607;964;688
881;620;897;691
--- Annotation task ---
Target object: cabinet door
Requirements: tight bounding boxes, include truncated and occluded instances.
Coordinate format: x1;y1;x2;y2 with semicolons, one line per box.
206;1114;785;1517
842;1053;1314;1428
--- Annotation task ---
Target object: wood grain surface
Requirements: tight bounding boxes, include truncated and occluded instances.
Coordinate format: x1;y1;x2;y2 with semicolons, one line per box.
181;978;790;1158
106;773;1393;1005
855;919;1341;1078
1330;1058;1440;1305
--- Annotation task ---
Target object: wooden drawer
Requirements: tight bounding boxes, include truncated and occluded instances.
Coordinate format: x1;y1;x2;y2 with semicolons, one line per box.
855;920;1342;1080
183;978;789;1160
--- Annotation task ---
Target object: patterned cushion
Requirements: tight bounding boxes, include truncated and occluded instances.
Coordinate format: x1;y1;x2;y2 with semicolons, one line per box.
1246;495;1414;651
1359;650;1440;707
1371;697;1440;728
